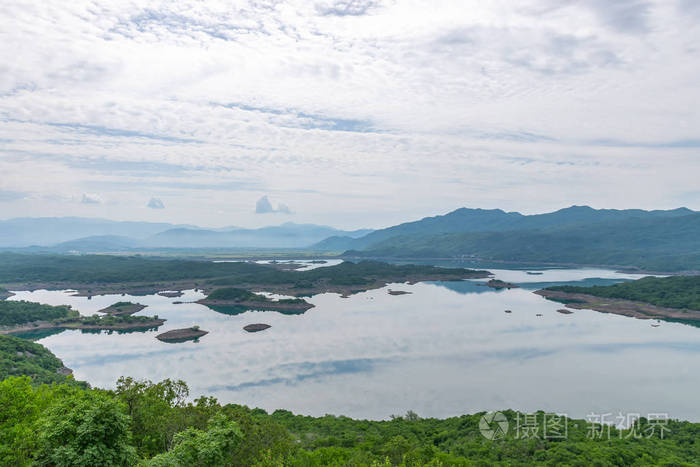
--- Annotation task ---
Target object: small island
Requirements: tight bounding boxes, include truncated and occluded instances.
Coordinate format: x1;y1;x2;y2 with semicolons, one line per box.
556;308;574;314
197;288;315;312
156;326;208;343
243;323;271;332
388;289;412;295
98;301;147;316
481;279;519;289
158;291;184;298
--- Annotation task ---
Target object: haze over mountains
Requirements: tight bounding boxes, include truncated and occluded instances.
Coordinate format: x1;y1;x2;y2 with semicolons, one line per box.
0;218;371;250
2;206;699;271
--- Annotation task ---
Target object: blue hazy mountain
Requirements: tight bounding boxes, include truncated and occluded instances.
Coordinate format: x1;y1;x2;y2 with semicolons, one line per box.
141;223;372;249
0;217;195;247
0;218;373;250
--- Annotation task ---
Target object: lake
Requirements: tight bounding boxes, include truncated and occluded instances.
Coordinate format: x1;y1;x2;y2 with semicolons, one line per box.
9;267;700;421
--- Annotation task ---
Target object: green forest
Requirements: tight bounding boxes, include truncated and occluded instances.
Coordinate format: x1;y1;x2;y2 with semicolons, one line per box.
0;300;79;327
0;254;483;287
1;335;699;466
546;275;700;311
347;214;700;272
206;288;270;302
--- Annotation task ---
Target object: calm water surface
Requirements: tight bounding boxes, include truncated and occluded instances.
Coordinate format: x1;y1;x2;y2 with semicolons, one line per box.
9;267;700;421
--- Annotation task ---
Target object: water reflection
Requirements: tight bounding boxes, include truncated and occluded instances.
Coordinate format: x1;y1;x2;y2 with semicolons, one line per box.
7;267;700;422
204;304;307;316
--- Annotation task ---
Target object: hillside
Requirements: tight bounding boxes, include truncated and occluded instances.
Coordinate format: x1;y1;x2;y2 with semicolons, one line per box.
343;210;700;272
2;369;700;465
315;205;695;251
0;335;78;385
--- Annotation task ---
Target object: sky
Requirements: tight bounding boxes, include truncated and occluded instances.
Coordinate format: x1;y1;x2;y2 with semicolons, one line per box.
0;0;699;229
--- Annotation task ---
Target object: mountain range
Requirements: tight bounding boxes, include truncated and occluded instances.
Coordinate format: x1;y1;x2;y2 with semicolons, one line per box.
331;206;700;272
2;206;699;271
0;218;371;250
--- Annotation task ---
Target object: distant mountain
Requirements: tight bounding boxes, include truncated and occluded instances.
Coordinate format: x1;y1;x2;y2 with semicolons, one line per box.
315;208;522;251
52;235;142;251
5;219;374;251
143;223;372;249
343;208;700;272
314;206;695;251
0;217;195;247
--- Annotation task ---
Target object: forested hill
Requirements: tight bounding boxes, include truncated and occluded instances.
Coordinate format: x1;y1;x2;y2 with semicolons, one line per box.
342;210;700;272
315;205;694;251
3;349;700;466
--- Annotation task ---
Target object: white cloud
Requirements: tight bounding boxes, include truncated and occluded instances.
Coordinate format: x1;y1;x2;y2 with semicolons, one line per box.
256;195;292;214
0;1;698;227
147;197;165;209
81;193;102;204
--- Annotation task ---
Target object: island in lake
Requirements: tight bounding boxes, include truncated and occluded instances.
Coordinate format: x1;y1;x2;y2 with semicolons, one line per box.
388;289;412;295
156;326;208;343
98;301;147;316
243;323;271;332
197;288;315;312
481;279;519;289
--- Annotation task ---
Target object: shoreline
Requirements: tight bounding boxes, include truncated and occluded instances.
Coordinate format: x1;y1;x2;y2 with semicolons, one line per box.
196;298;314;311
341;256;699;276
535;289;700;321
0;271;491;299
0;318;166;335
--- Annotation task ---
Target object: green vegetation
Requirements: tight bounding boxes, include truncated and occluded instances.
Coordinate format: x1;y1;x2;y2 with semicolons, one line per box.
206;288;269;302
0;299;161;332
2;371;700;466
0;253;273;283
546;275;700;311
205;288;307;305
0;335;79;385
0;254;485;290
3;339;700;465
208;260;486;288
76;314;162;327
0;300;79;327
347;213;700;272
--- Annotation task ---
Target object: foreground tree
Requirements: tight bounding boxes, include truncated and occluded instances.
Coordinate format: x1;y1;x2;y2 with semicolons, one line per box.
34;389;137;466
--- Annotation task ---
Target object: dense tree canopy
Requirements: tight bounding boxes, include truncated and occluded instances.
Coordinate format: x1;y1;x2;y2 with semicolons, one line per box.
0;300;78;327
2;370;700;466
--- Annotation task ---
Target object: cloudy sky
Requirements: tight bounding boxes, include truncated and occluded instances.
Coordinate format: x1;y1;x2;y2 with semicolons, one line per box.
1;0;698;229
